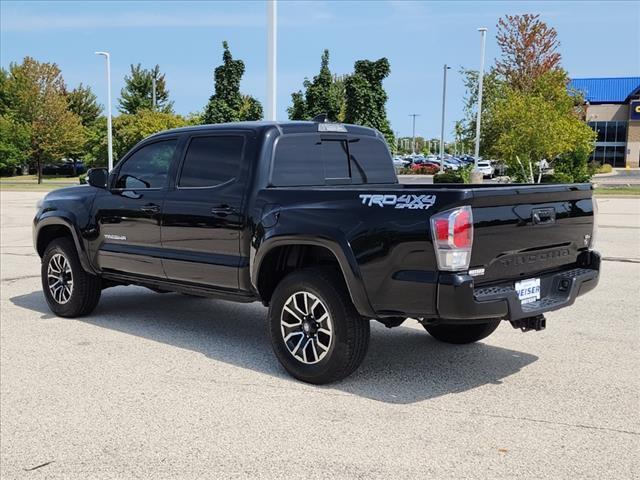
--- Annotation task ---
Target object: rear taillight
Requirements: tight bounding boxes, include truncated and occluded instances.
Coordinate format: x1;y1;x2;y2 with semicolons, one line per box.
430;206;473;271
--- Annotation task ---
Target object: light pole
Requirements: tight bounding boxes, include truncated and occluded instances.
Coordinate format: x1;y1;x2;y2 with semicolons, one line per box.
266;0;277;121
95;51;113;171
152;74;156;111
409;113;420;154
474;27;487;170
439;64;451;173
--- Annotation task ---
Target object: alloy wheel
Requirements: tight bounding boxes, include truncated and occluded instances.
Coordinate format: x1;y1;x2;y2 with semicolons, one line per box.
47;253;73;304
280;291;333;364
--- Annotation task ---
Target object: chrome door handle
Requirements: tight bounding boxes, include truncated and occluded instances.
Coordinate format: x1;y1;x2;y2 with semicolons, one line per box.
211;205;235;217
140;204;160;214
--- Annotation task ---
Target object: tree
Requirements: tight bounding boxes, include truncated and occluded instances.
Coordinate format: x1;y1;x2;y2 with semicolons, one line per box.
287;50;345;121
457;13;594;172
202;41;263;124
489;71;595;182
4;57;84;182
288;91;307;120
0;116;30;175
239;94;263;121
119;64;173;114
67;83;102;126
495;14;562;91
0;68;11;116
344;58;394;145
458;68;503;156
82;116;108;168
113;110;187;159
65;83;103;171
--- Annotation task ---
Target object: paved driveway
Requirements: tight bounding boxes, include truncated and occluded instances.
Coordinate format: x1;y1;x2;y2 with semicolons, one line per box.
1;191;638;479
593;168;640;186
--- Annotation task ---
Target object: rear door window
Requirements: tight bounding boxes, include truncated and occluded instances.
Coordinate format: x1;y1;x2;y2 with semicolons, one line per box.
179;135;244;188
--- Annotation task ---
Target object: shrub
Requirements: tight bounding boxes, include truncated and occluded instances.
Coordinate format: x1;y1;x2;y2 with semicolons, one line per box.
459;164;473;183
598;163;613;174
411;164;439;175
398;164;439;175
540;172;574;184
554;149;594;183
433;171;464;183
79;173;87;184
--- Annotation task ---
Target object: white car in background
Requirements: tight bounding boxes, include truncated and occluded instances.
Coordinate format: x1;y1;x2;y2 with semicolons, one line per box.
476;160;495;178
393;156;410;168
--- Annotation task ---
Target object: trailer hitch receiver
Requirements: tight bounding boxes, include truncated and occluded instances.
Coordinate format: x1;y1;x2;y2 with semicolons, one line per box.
510;315;546;332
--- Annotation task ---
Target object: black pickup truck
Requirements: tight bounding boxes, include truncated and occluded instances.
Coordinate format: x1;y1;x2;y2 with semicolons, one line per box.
33;120;600;383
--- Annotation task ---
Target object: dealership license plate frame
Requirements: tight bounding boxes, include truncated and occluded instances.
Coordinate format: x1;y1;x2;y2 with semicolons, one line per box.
515;277;541;305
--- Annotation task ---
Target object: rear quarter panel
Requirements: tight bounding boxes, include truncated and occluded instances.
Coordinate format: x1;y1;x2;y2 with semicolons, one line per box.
251;186;471;317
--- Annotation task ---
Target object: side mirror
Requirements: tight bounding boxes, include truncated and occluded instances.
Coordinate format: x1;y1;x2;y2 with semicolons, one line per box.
87;168;108;189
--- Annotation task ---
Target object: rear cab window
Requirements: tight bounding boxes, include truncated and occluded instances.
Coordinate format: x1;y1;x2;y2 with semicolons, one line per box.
271;133;396;186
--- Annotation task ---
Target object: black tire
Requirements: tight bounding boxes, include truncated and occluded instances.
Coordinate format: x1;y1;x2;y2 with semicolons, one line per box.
269;268;370;384
41;237;101;317
423;319;501;344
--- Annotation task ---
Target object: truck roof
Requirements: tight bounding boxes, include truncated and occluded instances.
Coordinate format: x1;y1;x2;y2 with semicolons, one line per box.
148;121;382;139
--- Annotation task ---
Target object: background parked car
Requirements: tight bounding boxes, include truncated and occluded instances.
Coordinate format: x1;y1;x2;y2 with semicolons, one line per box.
476;160;495;178
40;159;86;176
393;156;411;168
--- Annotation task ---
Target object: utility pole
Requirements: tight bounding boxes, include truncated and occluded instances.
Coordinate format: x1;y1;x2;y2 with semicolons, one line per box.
474;27;488;169
95;51;113;171
409;113;420;155
439;64;451;173
266;0;277;121
152;74;156;111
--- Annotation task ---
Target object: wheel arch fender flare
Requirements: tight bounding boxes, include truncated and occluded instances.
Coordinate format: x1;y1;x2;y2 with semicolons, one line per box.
34;214;96;274
251;235;376;318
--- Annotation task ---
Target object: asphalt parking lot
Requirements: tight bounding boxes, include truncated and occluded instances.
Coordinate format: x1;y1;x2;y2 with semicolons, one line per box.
1;191;638;479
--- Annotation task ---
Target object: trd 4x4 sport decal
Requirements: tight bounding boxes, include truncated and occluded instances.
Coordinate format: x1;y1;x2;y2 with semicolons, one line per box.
358;194;436;210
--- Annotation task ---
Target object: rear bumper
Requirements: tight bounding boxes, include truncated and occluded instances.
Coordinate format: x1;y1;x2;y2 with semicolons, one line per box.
437;251;600;322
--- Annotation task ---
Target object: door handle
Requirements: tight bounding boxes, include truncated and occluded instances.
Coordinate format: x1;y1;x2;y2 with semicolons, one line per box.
532;207;555;225
211;205;236;217
140;203;160;214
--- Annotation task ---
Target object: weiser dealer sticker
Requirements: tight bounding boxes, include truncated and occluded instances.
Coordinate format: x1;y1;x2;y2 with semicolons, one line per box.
359;194;436;210
515;277;541;304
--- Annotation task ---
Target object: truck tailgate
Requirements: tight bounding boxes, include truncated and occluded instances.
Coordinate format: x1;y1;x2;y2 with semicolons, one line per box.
468;184;595;285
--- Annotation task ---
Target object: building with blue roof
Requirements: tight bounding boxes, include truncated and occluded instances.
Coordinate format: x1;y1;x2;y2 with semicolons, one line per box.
569;77;640;167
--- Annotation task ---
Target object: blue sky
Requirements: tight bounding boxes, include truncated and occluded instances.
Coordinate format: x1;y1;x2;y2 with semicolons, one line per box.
1;1;639;140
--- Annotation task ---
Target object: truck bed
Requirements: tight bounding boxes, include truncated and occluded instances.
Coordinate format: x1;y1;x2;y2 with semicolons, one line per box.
256;182;595;318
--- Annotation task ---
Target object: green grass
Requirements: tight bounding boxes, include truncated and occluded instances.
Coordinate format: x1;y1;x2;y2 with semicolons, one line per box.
0;174;81;191
0;174;80;183
0;183;69;191
594;186;640;196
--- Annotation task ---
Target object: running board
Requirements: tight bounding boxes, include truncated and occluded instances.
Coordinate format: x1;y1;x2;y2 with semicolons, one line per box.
101;272;257;303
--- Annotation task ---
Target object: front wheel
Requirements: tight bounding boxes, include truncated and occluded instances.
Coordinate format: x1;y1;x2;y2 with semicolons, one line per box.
42;237;101;317
269;268;370;384
423;320;501;344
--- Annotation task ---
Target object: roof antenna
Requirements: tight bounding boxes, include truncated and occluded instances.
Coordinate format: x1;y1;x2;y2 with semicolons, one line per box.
312;113;328;123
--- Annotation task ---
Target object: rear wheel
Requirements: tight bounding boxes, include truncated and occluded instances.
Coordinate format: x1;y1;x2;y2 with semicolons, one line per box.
423;320;501;344
269;268;370;384
42;237;101;317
